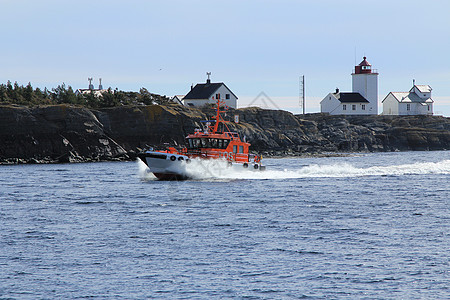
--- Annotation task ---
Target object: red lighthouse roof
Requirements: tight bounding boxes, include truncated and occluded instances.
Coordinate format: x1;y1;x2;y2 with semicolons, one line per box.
358;56;371;66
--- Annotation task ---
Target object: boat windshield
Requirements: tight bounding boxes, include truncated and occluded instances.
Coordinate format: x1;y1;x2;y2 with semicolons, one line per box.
187;138;230;149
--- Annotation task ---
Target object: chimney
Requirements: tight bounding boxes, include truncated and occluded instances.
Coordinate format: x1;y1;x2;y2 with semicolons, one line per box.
206;72;211;84
335;88;339;94
413;79;416;86
191;84;194;90
98;78;103;90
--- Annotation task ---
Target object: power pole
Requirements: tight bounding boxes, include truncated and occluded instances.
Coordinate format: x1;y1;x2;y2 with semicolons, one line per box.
299;75;305;114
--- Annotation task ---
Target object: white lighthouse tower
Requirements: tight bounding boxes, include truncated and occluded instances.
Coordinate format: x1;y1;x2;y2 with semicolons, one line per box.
352;56;378;114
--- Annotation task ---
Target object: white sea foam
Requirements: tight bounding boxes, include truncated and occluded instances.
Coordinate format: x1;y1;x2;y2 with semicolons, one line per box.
186;159;450;180
137;158;156;180
138;157;450;181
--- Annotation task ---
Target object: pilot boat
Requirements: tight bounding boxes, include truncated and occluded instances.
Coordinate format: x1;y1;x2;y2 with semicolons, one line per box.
138;99;265;180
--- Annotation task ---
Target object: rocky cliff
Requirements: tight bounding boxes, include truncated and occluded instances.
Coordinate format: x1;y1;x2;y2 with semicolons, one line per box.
1;104;449;163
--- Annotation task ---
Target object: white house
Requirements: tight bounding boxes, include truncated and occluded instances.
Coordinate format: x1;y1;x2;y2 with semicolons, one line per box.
75;88;110;97
321;89;370;115
182;77;238;108
382;84;433;115
321;56;378;115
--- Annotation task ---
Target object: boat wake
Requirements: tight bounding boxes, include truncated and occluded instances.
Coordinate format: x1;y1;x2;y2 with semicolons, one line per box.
138;158;450;181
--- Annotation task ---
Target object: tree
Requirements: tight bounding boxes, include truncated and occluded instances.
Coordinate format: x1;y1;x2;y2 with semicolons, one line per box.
6;81;13;99
139;87;153;105
0;80;171;107
24;82;33;103
84;91;99;108
98;88;119;107
12;81;25;104
0;84;9;103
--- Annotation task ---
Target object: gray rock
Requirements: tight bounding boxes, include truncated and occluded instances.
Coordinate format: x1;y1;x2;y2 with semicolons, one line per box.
1;104;449;164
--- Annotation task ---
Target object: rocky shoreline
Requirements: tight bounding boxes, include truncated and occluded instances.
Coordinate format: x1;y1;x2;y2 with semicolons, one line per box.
1;104;449;164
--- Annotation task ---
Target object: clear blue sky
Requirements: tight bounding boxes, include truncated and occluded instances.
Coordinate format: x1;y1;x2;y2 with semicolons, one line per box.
1;0;450;115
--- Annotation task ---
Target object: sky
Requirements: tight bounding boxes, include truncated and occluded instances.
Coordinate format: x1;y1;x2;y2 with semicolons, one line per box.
1;0;450;116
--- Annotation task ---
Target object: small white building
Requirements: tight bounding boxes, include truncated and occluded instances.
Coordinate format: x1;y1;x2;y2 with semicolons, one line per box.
75;88;110;97
321;57;378;115
321;89;370;115
382;84;433;115
182;77;238;108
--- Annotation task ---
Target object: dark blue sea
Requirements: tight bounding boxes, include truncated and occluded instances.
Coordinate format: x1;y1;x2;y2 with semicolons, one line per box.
1;151;449;299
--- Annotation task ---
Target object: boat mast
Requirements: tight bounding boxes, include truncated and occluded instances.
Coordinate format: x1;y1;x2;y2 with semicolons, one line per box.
212;98;231;134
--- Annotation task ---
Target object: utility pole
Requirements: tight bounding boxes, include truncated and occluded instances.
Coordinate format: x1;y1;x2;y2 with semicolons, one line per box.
299;75;305;114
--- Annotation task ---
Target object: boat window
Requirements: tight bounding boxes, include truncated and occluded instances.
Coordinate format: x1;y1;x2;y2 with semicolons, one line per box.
188;138;231;149
239;145;244;153
199;139;204;147
210;138;218;148
233;145;237;153
187;138;198;149
222;139;230;149
188;138;201;149
206;139;211;147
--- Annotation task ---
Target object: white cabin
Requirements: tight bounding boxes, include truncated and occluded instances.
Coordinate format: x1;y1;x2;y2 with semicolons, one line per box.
382;85;433;115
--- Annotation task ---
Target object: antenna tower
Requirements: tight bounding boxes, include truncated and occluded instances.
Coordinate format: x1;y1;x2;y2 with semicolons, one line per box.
299;75;305;114
88;77;94;90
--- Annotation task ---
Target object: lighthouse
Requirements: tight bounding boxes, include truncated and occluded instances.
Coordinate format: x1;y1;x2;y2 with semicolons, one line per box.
352;57;378;114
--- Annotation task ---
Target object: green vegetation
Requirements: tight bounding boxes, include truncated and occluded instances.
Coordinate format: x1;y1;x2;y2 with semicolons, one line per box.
0;81;171;108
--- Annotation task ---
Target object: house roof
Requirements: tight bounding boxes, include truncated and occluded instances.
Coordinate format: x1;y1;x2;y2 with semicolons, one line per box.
412;85;432;93
390;92;433;103
75;88;109;95
334;92;370;103
183;82;238;100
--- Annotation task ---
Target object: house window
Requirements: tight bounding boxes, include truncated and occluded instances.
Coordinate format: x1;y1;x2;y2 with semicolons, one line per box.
239;145;244;153
362;104;366;110
428;105;430;111
343;104;347;110
352;105;356;110
216;93;220;99
226;94;230;99
407;104;411;111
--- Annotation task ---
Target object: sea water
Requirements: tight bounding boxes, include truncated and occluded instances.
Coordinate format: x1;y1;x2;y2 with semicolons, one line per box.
0;151;449;299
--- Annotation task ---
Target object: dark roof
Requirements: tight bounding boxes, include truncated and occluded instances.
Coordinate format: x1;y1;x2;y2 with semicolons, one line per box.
183;82;238;100
334;92;369;103
358;56;371;66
